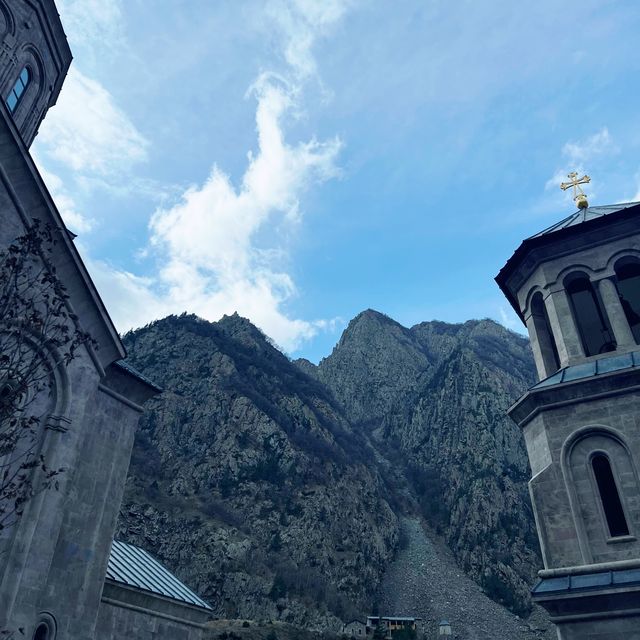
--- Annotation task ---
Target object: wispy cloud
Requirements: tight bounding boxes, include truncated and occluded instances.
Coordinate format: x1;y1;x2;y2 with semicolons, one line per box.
86;77;341;350
55;0;124;61
37;67;148;177
545;127;616;207
268;0;354;79
140;76;341;351
34;158;93;233
561;127;617;165
67;0;352;352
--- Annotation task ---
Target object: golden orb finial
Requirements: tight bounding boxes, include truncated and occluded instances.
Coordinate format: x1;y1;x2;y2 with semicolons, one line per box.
560;172;591;209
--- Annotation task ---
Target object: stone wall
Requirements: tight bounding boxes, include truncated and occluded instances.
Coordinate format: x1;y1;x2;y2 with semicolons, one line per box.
512;374;640;570
96;582;210;640
0;70;159;639
558;617;640;640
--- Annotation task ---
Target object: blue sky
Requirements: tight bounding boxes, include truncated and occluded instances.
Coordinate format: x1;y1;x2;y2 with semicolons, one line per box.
33;0;640;362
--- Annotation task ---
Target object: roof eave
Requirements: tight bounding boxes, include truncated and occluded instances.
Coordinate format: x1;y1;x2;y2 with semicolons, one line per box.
0;101;126;367
495;203;640;324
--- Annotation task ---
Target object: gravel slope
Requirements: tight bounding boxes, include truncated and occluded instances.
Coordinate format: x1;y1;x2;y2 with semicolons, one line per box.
376;518;555;640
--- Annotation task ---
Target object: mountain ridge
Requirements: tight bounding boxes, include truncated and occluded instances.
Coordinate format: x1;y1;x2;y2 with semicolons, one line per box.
116;310;547;637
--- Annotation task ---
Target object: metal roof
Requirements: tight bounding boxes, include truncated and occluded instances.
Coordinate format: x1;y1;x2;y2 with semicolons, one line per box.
528;202;640;239
533;567;640;596
495;201;640;324
532;350;640;390
367;617;421;621
106;540;211;610
114;360;162;392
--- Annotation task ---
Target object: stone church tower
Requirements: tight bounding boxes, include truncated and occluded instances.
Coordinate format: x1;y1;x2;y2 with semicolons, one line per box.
0;2;211;639
497;195;640;639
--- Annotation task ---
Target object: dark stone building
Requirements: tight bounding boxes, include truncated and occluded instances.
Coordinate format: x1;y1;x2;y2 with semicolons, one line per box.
0;2;211;638
498;199;640;638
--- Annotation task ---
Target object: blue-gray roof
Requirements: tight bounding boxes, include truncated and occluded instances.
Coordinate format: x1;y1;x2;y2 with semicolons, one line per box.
528;202;640;239
106;540;211;610
496;201;640;324
114;360;162;392
532;350;640;390
533;567;640;596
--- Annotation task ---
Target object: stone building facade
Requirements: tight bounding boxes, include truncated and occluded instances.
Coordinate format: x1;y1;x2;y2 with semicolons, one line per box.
0;2;211;638
342;619;367;637
497;202;640;638
364;616;422;638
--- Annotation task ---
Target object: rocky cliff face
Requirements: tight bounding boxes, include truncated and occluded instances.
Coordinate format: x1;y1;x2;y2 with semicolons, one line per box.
311;311;539;615
117;310;542;631
117;314;398;629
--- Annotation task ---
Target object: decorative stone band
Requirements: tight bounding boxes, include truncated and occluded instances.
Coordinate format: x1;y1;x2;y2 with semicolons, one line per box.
532;565;640;597
532;349;640;391
539;557;640;579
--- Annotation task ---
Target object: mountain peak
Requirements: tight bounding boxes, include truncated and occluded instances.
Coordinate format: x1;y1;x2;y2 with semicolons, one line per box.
351;308;401;326
336;309;408;346
217;311;254;331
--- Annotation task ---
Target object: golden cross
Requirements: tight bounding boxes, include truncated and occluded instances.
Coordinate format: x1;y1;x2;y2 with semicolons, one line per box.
560;171;591;209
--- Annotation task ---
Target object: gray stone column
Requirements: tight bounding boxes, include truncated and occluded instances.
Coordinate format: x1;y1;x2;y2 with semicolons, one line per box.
544;288;584;364
597;277;635;348
526;307;562;380
525;314;549;380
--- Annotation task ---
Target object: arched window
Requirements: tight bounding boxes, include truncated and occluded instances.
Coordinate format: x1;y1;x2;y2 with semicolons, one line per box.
592;454;629;538
566;273;616;356
614;260;640;344
31;613;56;640
530;292;560;373
6;66;30;113
33;624;49;640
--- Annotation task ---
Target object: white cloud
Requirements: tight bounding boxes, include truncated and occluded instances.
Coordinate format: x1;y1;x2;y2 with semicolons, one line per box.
33;64;149;234
76;1;350;352
562;127;616;164
36;67;148;177
150;79;340;282
34;158;93;233
268;0;354;79
90;77;341;352
545;127;617;206
55;0;124;57
82;255;167;331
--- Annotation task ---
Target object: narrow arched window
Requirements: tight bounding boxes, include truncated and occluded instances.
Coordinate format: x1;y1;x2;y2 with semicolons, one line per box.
614;260;640;344
530;292;560;373
6;66;30;113
566;274;616;356
592;454;629;538
33;624;49;640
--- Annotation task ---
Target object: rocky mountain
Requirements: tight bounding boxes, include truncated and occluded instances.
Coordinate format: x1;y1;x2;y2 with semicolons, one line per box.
116;310;546;636
117;313;399;629
308;311;539;615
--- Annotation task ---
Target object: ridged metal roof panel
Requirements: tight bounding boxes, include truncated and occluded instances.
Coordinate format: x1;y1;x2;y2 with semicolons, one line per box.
114;360;162;392
532;350;640;390
533;567;640;595
106;540;211;610
528;202;640;239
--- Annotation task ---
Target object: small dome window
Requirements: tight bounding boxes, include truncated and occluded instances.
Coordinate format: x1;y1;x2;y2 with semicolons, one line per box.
6;66;31;113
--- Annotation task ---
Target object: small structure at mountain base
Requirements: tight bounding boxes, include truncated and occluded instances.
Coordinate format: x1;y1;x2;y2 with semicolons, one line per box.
343;616;422;639
342;619;367;637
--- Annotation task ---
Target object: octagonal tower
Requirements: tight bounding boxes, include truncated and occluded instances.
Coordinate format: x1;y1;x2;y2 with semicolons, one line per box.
497;201;640;639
